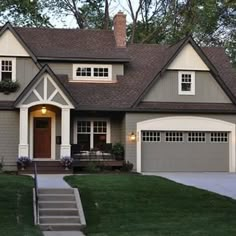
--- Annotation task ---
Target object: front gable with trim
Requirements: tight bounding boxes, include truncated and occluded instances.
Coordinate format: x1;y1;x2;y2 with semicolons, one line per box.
142;43;232;104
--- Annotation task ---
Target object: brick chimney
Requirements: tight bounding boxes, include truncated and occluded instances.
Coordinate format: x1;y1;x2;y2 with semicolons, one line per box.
113;11;126;48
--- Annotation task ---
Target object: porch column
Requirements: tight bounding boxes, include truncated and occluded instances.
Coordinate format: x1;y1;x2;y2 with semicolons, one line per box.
60;108;71;158
18;107;29;157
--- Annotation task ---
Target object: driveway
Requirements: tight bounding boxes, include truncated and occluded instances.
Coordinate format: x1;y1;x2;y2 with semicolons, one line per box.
143;172;236;200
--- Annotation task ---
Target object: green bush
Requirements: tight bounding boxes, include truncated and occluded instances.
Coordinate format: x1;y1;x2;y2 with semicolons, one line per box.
0;80;20;93
84;162;101;173
112;143;124;160
121;161;133;172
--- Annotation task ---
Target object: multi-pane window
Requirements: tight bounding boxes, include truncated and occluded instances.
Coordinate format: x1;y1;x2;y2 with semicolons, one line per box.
178;71;195;95
73;64;111;80
210;132;228;143
142;131;160;142
165;132;183;142
0;58;16;82
77;120;108;150
188;132;206;143
94;68;109;77
76;67;91;77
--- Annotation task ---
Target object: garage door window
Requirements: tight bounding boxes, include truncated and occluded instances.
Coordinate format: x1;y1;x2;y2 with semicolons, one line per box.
142;131;160;142
188;132;206;143
210;132;228;143
165;132;183;142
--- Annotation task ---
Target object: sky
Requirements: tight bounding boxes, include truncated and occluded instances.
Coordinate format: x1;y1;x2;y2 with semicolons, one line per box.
52;0;140;28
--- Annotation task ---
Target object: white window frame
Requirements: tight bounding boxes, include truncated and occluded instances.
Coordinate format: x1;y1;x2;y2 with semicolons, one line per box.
165;131;184;142
210;132;228;143
0;57;16;82
142;131;161;142
187;132;206;143
178;71;195;95
73;118;111;149
73;64;112;81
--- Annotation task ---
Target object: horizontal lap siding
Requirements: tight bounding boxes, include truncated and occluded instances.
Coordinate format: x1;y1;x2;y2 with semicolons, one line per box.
0;111;19;170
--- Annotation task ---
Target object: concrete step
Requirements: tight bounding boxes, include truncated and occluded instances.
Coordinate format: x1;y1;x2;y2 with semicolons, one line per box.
40;216;80;224
40;208;79;216
39;201;77;209
39;188;74;194
39;194;75;201
39;223;84;231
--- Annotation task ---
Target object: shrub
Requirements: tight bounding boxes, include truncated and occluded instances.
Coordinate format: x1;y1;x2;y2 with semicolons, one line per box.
61;156;73;169
17;156;31;169
84;162;100;173
112;143;124;160
121;161;133;172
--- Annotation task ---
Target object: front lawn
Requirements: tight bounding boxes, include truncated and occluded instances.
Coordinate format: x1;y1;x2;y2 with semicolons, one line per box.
0;174;42;236
65;174;236;236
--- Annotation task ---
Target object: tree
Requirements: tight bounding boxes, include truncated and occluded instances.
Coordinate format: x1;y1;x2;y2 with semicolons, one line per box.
42;0;112;29
0;0;51;27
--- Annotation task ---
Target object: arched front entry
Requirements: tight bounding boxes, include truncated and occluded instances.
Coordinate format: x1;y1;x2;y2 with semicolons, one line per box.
16;71;74;159
137;116;236;173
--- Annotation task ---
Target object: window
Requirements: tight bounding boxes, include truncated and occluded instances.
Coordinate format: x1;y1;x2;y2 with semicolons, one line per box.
165;132;183;142
188;132;206;143
0;58;16;82
142;131;161;142
210;132;228;143
76;120;110;150
73;64;112;81
178;71;195;95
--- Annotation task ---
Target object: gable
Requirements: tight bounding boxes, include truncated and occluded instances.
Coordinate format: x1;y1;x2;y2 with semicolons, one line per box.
168;44;209;71
143;71;232;103
17;72;74;108
0;30;30;57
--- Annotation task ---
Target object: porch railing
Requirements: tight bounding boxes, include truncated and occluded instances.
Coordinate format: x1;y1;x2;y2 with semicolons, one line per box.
33;162;39;225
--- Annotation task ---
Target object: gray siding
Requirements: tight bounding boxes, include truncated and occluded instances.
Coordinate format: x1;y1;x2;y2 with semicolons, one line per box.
0;58;39;101
141;132;228;172
125;113;236;171
143;71;231;103
0;111;19;170
110;118;122;144
48;63;124;81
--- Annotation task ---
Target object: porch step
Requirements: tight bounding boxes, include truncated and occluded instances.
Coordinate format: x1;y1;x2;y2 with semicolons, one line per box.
35;188;86;231
19;161;73;174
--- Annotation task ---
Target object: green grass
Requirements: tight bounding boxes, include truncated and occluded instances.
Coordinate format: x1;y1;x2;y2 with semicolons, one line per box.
65;174;236;236
0;174;42;236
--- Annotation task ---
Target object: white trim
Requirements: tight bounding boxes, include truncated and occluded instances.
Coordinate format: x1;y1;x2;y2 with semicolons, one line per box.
0;57;16;82
72;64;112;81
137;116;236;173
29;110;56;160
16;72;74;109
73;118;111;148
178;71;195;95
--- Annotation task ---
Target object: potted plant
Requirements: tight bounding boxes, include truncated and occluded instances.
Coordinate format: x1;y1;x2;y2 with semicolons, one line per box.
112;143;124;160
0;80;20;94
17;156;31;170
61;156;73;170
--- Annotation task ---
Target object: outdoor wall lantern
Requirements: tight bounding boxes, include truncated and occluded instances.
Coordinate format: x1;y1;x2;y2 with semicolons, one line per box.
129;132;136;141
41;105;47;115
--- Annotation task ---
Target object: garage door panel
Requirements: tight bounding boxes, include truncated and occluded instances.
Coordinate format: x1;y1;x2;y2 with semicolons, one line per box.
141;133;229;172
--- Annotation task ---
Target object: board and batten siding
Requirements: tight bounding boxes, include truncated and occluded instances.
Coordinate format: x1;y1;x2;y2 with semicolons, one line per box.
48;63;124;81
125;113;236;171
0;58;39;101
143;71;232;103
0;111;19;170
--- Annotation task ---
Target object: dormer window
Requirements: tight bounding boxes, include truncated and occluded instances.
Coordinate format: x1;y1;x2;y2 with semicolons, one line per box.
178;71;195;95
73;64;112;81
0;58;16;82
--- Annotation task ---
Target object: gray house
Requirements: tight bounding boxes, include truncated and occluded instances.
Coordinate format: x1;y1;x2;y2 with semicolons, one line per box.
1;12;236;173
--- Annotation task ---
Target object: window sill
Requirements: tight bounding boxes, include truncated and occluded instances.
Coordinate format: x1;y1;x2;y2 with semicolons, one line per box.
69;79;117;84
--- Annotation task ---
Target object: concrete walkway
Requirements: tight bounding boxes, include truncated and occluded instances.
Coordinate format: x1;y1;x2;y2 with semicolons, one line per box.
144;172;236;200
37;174;71;188
43;231;85;236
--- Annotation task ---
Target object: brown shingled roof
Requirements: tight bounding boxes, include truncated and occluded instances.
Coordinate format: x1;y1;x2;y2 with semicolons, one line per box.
14;27;129;61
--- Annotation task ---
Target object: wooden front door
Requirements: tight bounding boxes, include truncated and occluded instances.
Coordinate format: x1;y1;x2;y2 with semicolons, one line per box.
34;118;51;158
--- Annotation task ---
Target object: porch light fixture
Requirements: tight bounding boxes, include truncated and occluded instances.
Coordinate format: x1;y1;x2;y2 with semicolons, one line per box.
129;132;136;141
41;105;47;115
